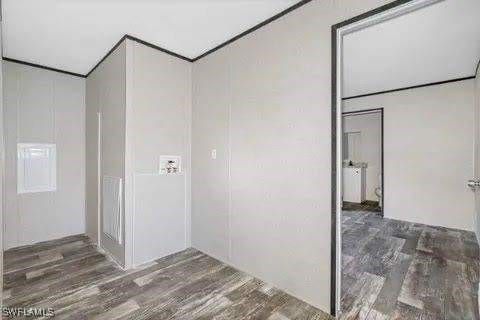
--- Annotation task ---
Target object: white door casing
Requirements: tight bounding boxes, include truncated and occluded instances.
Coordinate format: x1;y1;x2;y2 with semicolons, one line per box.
473;65;480;238
335;0;443;314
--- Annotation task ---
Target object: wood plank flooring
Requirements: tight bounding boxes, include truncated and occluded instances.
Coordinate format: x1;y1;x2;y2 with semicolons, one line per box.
342;201;381;213
3;235;331;319
5;212;478;319
341;210;480;320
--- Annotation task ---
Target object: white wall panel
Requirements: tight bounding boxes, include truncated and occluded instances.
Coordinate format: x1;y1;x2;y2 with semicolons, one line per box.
191;0;395;311
129;40;192;266
86;42;127;265
192;50;230;262
3;61;85;248
134;174;186;264
344;80;475;230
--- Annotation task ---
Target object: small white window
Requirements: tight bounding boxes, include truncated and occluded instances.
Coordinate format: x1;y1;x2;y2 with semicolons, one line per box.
17;143;57;194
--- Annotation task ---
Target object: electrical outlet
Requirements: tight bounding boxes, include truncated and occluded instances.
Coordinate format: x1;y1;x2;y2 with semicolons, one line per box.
211;149;217;159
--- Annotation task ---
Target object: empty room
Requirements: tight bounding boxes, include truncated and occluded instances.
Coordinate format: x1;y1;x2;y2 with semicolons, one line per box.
0;0;479;319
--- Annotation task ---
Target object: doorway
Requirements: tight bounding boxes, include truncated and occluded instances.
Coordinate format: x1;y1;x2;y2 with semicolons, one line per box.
342;108;383;216
331;0;476;319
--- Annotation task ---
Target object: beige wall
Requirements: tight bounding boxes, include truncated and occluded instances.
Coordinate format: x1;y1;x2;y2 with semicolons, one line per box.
85;68;99;244
127;40;192;266
86;39;192;268
85;42;126;265
344;80;475;230
192;49;231;262
3;61;86;249
343;112;382;201
192;0;394;311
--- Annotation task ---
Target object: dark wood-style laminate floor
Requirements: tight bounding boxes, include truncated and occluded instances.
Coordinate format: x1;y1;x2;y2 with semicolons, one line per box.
341;210;480;320
342;201;381;213
3;235;331;320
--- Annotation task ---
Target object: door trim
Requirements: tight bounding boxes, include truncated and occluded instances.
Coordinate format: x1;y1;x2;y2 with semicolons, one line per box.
97;112;102;248
342;108;384;217
342;76;475;100
330;0;441;315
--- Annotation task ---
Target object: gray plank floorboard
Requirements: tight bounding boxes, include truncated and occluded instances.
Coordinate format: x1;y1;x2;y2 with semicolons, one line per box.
4;211;478;320
341;210;480;320
3;235;331;320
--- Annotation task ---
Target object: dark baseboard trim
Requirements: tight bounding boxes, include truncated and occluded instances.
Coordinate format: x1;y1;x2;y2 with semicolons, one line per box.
342;76;476;100
2;57;86;78
86;34;193;77
86;35;128;77
192;0;314;61
126;35;193;62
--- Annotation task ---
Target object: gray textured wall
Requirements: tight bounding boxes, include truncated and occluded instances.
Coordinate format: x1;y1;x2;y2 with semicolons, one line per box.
85;42;126;265
3;61;86;249
344;80;475;230
191;0;397;311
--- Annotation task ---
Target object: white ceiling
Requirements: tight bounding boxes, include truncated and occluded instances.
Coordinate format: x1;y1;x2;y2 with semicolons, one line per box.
2;0;297;74
343;0;480;98
3;0;480;89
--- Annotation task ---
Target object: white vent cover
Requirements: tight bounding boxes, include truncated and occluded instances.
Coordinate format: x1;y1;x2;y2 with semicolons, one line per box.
17;143;56;194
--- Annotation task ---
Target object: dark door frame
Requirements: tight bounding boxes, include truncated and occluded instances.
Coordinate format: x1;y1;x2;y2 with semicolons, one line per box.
330;0;418;316
342;108;384;217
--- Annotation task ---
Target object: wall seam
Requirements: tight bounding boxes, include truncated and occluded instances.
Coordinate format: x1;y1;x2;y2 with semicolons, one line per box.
227;51;232;262
51;72;57;241
186;63;192;248
124;39;135;268
15;66;20;247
